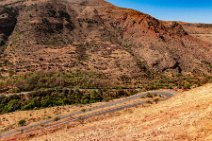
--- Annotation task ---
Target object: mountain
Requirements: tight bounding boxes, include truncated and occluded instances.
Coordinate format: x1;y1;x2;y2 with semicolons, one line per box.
0;0;211;88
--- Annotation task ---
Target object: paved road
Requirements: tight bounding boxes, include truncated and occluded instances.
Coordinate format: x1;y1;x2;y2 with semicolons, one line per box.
0;89;176;140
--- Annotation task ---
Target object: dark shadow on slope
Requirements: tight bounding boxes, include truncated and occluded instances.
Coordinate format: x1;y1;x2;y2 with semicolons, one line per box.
0;6;18;53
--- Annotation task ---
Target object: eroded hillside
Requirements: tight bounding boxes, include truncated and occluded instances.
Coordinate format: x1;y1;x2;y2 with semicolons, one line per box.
0;0;211;88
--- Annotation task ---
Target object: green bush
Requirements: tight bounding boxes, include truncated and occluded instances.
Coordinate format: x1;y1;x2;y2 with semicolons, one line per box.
0;88;136;114
2;99;20;113
18;119;26;126
89;90;103;103
21;99;38;110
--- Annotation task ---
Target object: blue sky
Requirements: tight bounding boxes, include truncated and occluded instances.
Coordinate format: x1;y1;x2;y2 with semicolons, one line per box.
106;0;212;23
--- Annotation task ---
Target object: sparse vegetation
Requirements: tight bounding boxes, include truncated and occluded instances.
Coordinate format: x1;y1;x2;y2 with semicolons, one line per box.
0;88;137;114
209;64;212;69
0;71;211;114
53;117;60;121
0;71;111;92
145;74;210;90
18;119;26;126
146;93;154;98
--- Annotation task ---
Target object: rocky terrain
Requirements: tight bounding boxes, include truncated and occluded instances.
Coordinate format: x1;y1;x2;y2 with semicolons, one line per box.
0;0;211;87
181;22;212;44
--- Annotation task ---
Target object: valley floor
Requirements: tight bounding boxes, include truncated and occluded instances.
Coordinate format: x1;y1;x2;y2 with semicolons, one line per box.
28;83;212;141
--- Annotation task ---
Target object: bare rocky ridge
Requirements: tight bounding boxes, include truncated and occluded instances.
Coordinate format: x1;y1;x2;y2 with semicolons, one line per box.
181;22;212;45
0;0;211;84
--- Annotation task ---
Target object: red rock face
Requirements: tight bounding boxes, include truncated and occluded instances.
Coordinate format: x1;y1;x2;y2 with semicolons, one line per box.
0;0;211;80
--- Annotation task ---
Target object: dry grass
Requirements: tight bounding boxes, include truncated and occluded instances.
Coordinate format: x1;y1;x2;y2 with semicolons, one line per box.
0;102;104;133
26;83;212;141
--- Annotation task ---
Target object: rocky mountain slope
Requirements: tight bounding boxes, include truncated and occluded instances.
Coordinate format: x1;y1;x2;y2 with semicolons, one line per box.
181;22;212;44
0;0;211;86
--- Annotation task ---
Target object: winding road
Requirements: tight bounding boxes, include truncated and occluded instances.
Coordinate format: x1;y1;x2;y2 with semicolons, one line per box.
0;89;176;141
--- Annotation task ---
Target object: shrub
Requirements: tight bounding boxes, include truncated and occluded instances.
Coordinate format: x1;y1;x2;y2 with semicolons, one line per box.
21;99;38;110
146;93;154;98
8;87;21;93
153;98;160;103
18;119;26;126
53;117;60;121
2;99;20;113
81;109;86;112
89;90;103;103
